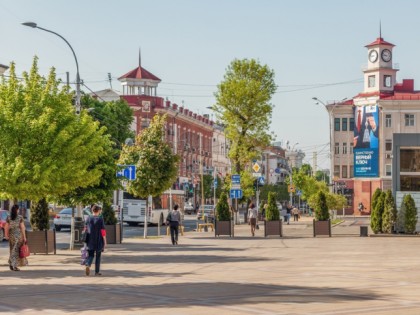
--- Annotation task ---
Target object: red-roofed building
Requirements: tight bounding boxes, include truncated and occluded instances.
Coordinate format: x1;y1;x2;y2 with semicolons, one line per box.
327;36;420;221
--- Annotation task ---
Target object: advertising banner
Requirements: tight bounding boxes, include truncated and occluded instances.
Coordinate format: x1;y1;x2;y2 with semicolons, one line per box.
353;104;379;177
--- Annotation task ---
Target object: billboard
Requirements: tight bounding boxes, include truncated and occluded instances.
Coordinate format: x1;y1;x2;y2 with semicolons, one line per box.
353;104;379;177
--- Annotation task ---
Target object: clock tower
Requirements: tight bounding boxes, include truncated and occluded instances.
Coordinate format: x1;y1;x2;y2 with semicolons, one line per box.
363;35;398;94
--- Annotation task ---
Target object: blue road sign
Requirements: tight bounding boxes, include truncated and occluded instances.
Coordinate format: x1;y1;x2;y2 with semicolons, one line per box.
116;165;136;180
214;179;218;188
296;190;302;196
230;189;243;199
258;176;265;185
231;174;241;185
275;168;280;174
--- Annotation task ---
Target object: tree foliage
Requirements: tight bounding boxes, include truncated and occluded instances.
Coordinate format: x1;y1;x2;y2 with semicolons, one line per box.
0;59;111;202
259;183;289;203
265;192;280;221
216;192;230;221
371;188;382;213
313;191;329;221
382;190;397;233
403;194;417;234
119;114;179;198
30;197;49;231
102;201;117;225
214;59;276;174
370;191;385;233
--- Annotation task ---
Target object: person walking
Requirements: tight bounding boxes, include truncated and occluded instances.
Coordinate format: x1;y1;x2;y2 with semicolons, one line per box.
85;205;107;276
248;203;258;237
166;204;182;245
286;205;292;224
292;206;300;222
4;205;27;271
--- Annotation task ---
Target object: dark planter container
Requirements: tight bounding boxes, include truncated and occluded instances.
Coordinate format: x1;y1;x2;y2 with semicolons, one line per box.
105;224;121;244
26;230;56;254
215;220;232;237
313;219;331;237
264;220;283;237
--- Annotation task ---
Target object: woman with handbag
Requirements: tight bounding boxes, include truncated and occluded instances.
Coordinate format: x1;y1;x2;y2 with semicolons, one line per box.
248;203;258;237
85;205;107;276
4;204;28;271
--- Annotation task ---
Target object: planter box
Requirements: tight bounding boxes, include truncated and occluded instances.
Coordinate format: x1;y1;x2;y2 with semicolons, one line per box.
105;224;121;244
265;220;283;237
313;219;331;237
26;230;56;254
215;220;232;237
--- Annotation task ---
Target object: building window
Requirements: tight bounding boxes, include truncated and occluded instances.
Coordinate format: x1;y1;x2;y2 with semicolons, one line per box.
335;143;340;154
349;165;354;178
405;114;415;127
334;165;340;178
368;75;376;88
342;165;348;178
342;143;347;154
349;117;354;131
334;118;340;131
384;75;392;88
385;140;392;151
342;118;348;131
350;143;354;154
386;164;392;176
385;114;392;128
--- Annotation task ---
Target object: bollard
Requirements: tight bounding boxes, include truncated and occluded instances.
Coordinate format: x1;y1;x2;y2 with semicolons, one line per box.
158;219;161;237
204;216;208;232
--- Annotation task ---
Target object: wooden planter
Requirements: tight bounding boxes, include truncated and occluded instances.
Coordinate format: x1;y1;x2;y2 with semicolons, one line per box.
105;224;121;244
215;220;232;237
265;220;283;237
26;230;56;254
313;219;331;237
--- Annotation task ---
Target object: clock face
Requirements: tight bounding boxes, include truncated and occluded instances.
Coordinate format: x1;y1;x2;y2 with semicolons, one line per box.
369;50;378;63
381;49;392;62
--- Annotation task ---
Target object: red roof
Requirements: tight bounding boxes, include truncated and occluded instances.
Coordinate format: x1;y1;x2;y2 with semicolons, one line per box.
365;37;395;48
118;66;161;81
352;80;420;101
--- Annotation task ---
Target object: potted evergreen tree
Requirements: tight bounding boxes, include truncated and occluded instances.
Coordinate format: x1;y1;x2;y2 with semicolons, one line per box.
313;191;331;237
403;194;417;234
215;193;232;237
27;198;56;254
382;190;397;234
102;201;121;244
264;192;282;237
370;189;384;234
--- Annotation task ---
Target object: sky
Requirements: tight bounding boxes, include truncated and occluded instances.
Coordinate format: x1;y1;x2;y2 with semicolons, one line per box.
2;0;420;171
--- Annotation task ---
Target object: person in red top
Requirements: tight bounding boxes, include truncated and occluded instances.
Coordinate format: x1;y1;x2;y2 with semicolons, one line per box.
85;205;107;276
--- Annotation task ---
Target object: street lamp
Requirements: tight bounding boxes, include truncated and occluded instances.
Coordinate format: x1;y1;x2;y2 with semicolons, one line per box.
22;22;81;115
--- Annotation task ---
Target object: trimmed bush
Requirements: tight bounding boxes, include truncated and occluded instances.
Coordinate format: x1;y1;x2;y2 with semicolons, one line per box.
371;191;385;234
30;197;50;231
404;194;417;234
382;190;397;234
102;201;117;225
371;188;382;213
314;191;329;221
265;192;280;221
216;192;230;221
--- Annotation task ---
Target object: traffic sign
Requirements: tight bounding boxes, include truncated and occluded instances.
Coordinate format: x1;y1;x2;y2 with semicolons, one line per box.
252;172;262;177
230;189;243;199
231;174;241;185
116;165;136;180
296;190;302;196
213;179;218;188
258;176;265;186
275;168;281;174
252;163;260;173
288;184;295;193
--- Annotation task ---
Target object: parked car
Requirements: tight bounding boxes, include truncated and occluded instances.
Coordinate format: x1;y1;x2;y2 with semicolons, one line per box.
196;205;215;222
184;204;195;215
0;210;9;241
53;208;92;231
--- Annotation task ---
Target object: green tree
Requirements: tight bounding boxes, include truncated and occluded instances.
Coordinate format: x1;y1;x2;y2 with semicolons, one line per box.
216;192;230;221
403;194;417;234
382;190;397;233
119;114;179;237
314;170;329;184
265;192;279;221
313;191;329;221
371;191;385;234
371;188;382;213
259;183;289;203
30;198;49;231
213;59;276;200
102;201;117;225
0;59;111;229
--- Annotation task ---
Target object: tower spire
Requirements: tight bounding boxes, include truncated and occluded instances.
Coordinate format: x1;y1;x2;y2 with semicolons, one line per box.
139;47;141;68
379;20;382;39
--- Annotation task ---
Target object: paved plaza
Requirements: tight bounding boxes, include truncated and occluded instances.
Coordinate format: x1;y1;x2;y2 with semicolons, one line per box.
1;218;420;314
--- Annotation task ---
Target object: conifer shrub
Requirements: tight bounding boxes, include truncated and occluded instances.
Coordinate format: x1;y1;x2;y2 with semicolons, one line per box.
102;201;117;225
371;191;385;234
216;192;230;221
30;197;50;231
265;192;280;221
382;190;397;233
403;194;418;234
314;191;329;221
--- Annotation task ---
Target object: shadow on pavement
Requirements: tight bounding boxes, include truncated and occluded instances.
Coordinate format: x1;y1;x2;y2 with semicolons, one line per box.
0;282;385;312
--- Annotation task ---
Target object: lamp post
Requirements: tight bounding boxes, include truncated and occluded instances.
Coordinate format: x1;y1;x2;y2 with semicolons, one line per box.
22;22;81;115
288;142;298;206
23;22;82;249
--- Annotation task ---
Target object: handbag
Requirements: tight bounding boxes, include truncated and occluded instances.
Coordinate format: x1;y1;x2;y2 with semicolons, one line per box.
19;242;30;258
80;245;88;266
256;224;260;230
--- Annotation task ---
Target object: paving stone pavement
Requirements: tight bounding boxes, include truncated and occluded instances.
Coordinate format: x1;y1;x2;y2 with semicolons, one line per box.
1;218;420;315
